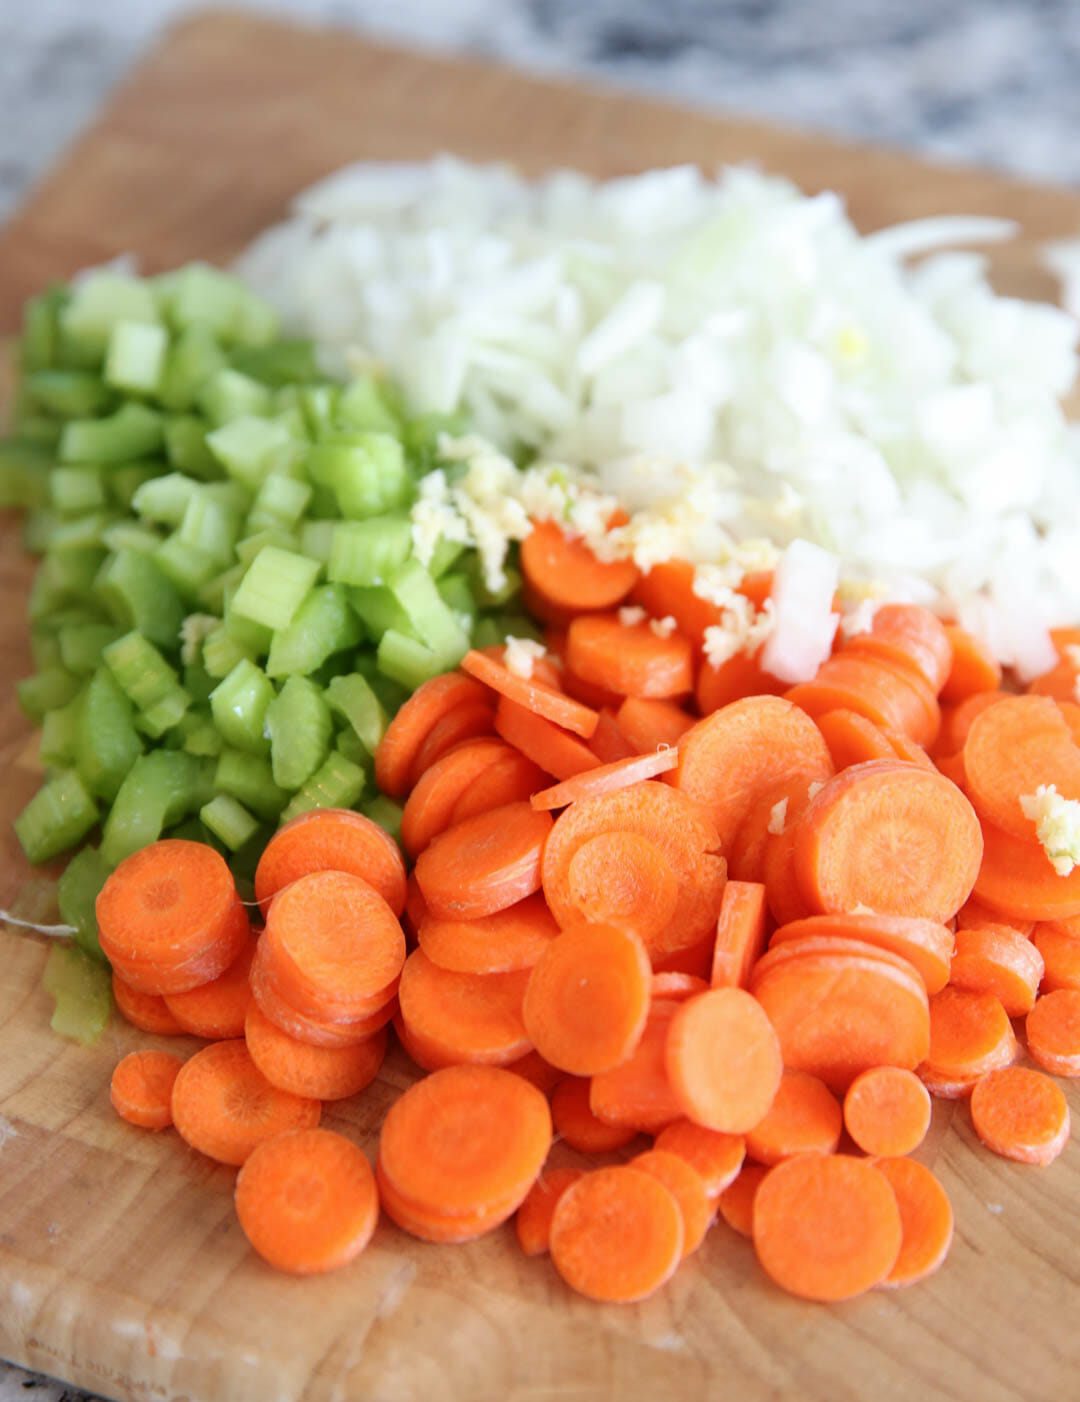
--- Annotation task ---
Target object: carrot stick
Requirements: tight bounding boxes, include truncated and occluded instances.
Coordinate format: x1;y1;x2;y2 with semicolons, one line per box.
949;925;1045;1016
717;1163;768;1237
769;913;954;995
665;988;783;1133
417;892;559;975
940;626;1002;705
400;737;512;858
462;648;599;739
110;1050;184;1131
515;1168;584;1257
631;1149;712;1256
918;987;1017;1096
566;613;694;700
752;1154;903;1301
653;1119;746;1197
170;1039;321;1165
871;1157;954;1288
529;746;678;811
589;999;684;1132
549;1166;685;1302
245;1004;387;1100
523;922;651;1075
255;807;408;918
493;695;601;781
520;519;639;614
406;700;496;787
375;671;491;797
970;1066;1070;1166
615;696;694;753
398;948;532;1066
1025;989;1080;1076
414;800;552;921
112;973;185;1037
963;694;1080;841
163;935;256;1040
744;1069;843;1166
235;1127;379;1275
842;1066;931;1158
550;1076;637;1153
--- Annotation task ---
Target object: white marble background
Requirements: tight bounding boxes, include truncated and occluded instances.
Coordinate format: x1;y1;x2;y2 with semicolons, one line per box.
3;1;1080;1399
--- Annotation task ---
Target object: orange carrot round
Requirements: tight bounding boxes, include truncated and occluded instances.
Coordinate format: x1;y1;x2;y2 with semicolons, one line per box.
940;626;1002;705
872;1157;954;1289
515;1167;584;1257
653;1119;746;1197
630;1148;712;1256
418;892;559;975
843;604;953;695
615;696;694;753
448;748;549;824
529;746;679;811
949;925;1045;1017
717;1163;768;1237
842;1067;932;1158
112;973;185;1037
565;829;679;942
550;1076;637;1153
245;1004;387;1100
250;939;396;1049
815;708;896;770
462;648;599;739
566;613;693;700
973;820;1080;924
665;988;782;1134
374;671;490;797
110;1050;184;1131
970;1066;1070;1166
414;800;552;921
375;1158;516;1243
744;1069;843;1166
406;700;496;788
400;737;511;858
1034;921;1080;993
254;807;407;918
520;518;639;613
588;707;636;764
650;972;710;1002
919;987;1017;1097
590;999;685;1133
963;694;1080;842
397;949;532;1066
163;935;256;1040
494;693;602;782
786;653;941;750
1025;989;1080;1076
769;913;954;995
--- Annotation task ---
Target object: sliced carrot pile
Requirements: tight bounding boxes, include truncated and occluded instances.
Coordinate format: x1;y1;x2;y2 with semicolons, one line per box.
917;987;1016;1099
842;1067;931;1158
665;988;782;1134
515;1167;584;1257
399;737;513;858
940;625;1002;705
1025;989;1080;1077
110;1050;184;1131
744;1069;842;1166
769;913;953;995
251;939;396;1049
970;1066;1070;1166
254;807;407;917
948;924;1045;1016
235;1128;379;1275
844;603;953;695
550;1076;636;1153
417;892;559;975
963;694;1080;841
590;999;684;1132
872;1157;954;1288
717;1163;768;1237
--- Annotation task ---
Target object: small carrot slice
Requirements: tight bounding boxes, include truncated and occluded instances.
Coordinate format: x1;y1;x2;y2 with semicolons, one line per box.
674;696;834;852
418;893;559;976
615;696;694;753
448;748;549;824
963;695;1080;842
940;626;1002;705
792;760;983;924
843;603;953;695
1025;989;1080;1076
164;935;256;1040
769;913;954;995
377;1064;552;1217
529;747;678;811
398;948;532;1066
515;1168;585;1257
872;1157;954;1289
710;882;769;991
949;925;1045;1017
744;1069;843;1166
652;931;717;981
551;1076;637;1153
752;1154;902;1302
567;613;693;700
406;700;496;788
523;922;651;1075
918;987;1016;1094
590;1000;684;1132
235;1127;378;1275
842;1067;931;1158
631;1149;712;1257
816;708;896;770
170;1040;321;1165
665;988;782;1134
1034;921;1080;992
110;1050;184;1131
520;518;639;613
375;1159;516;1243
970;1066;1070;1166
462;648;599;739
549;1165;684;1302
400;737;512;858
543;629;625;710
245;1004;387;1101
718;1163;768;1237
936;690;1007;758
493;694;600;781
414;801;552;921
650;972;710;1002
374;671;490;797
112;973;185;1037
254;808;407;918
654;1120;745;1196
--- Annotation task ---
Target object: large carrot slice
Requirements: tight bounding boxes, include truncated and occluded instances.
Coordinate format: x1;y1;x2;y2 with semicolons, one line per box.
973;820;1080;923
164;935;256;1039
493;695;601;781
399;737;511;858
769;913;954;995
250;939;396;1049
744;1069;843;1166
970;1066;1070;1166
566;614;694;699
254;808;407;918
414;800;552;920
665;988;782;1133
872;1157;953;1288
417;892;559;975
462;648;599;739
520;519;639;613
786;653;940;749
398;949;532;1066
375;671;490;797
529;746;677;811
448;748;549;825
710;881;768;989
963;694;1080;841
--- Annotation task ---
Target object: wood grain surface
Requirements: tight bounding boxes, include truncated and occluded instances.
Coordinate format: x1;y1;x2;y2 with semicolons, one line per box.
2;12;1080;1402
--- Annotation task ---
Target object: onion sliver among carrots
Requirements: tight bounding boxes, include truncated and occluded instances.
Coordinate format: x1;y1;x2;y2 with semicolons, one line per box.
254;807;408;918
245;1004;387;1100
970;1066;1070;1166
673;696;834;852
710;881;769;989
567;614;694;700
872;1157;954;1289
744;1069;842;1166
653;1120;745;1197
549;1166;684;1302
752;1154;902;1302
414;801;552;921
963;695;1080;842
665;988;782;1134
590;999;684;1132
515;1168;584;1257
520;519;639;614
842;1067;931;1158
530;747;678;811
418;893;560;975
399;737;512;858
110;1050;184;1131
1025;989;1080;1076
973;821;1080;924
792;760;982;924
769;914;954;995
949;925;1045;1017
523;923;651;1075
398;949;532;1066
630;1149;712;1257
462;648;599;739
550;1076;637;1153
375;672;491;797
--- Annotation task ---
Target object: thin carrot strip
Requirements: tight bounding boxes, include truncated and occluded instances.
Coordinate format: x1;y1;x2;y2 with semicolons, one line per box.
493;695;601;781
462;648;599;739
530;748;678;811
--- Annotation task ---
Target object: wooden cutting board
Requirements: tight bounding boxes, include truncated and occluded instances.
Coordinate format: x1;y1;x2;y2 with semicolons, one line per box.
3;13;1080;1402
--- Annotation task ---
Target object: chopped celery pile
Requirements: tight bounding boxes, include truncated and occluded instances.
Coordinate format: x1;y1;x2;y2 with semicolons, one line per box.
5;263;532;899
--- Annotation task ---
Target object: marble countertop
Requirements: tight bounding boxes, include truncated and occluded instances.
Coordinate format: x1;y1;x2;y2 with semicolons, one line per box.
3;1;1080;1399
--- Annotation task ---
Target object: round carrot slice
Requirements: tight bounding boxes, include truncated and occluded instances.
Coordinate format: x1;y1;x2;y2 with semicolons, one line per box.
549;1166;685;1302
245;1003;387;1100
1025;989;1080;1076
615;696;694;753
718;1163;768;1237
589;999;684;1132
520;518;639;613
164;935;256;1040
377;1064;552;1217
745;1069;843;1166
843;1067;932;1158
973;820;1080;923
630;558;720;648
949;925;1045;1016
414;801;552;921
770;913;954;995
792;760;983;924
250;940;396;1049
254;807;407;917
448;748;550;825
400;737;512;859
786;654;941;749
816;708;896;770
235;1128;378;1274
631;1149;712;1257
522;922;651;1075
374;671;490;797
1034;921;1080;993
418;892;560;975
752;1154;902;1301
650;972;710;1002
565;831;680;941
872;1157;954;1288
110;1050;184;1131
653;1119;745;1196
493;694;601;781
970;1066;1070;1166
963;695;1080;841
665;988;782;1134
920;987;1016;1088
697;648;786;716
406;700;496;788
515;1168;584;1257
940;625;1002;705
112;973;185;1036
375;1159;517;1243
105;897;252;997
170;1040;321;1165
956;897;1033;936
397;949;532;1066
567;613;694;700
551;1076;637;1153
843;604;953;695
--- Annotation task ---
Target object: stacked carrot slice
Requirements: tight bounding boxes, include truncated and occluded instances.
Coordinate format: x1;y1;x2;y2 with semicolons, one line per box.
96;539;1080;1304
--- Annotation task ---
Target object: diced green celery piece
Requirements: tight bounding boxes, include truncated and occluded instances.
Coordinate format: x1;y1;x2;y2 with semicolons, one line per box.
104;320;169;395
58;621;124;675
23;508;60;554
280;752;366;822
264;584;362;678
233;528;299;566
101;750;216;866
429;536;467;579
96;548;184;649
182;659;217;706
131;471;199;526
231;288;281;348
59;401;164;464
403;409;468;475
272;404;310;444
181;713;223;757
335;376;402;435
388;557;470;662
60;273;160;359
199;794;260;851
100;521;163;556
222;597;273;656
159;323;228;411
49;465;107;515
298;519;336;563
57;845;112;963
376;630;445;690
229;545;321;630
40;692;84;768
327;514;412;587
470;560;523;609
352;651;411;715
0;440;52;508
205;413;294;487
230;339;320;386
214;748;289;821
31;629;63;670
20;287;64;372
436;571;478;628
263;675;333;790
334;726;368;768
14;416;63;448
42;944;112;1045
325;672;387;755
309;433;411;519
30;548;105;619
15;770;99;864
209;658;274;755
136;688;192;739
202;624;253;678
106;461;164;510
488;611;542;642
248;473;312;530
102;631;183;710
202;479;253;515
177;488;241;563
17;667;82;722
163;816;227;856
347;584;414;641
26;369;114;418
163;413;222;479
154;533;220;599
363;794;404;846
199;369;273;427
298;384;339;439
159;263;241;338
46;511;121;552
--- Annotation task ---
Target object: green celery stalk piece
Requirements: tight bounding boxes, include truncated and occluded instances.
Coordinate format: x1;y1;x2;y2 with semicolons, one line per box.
264;675;332;790
280;752;366;822
15;771;99;865
229;545;320;630
76;665;145;802
42;944;112;1045
199;794;260;851
265;584;363;678
209;658;274;756
26;369;114;418
327;515;412;587
214;749;290;821
101;750;216;867
326;672;388;756
159;323;228;411
335;376;402;434
364;795;404;847
104;320;169;396
309;432;411;519
60;272;160;360
59;401;164;464
95;548;185;651
57;845;113;963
